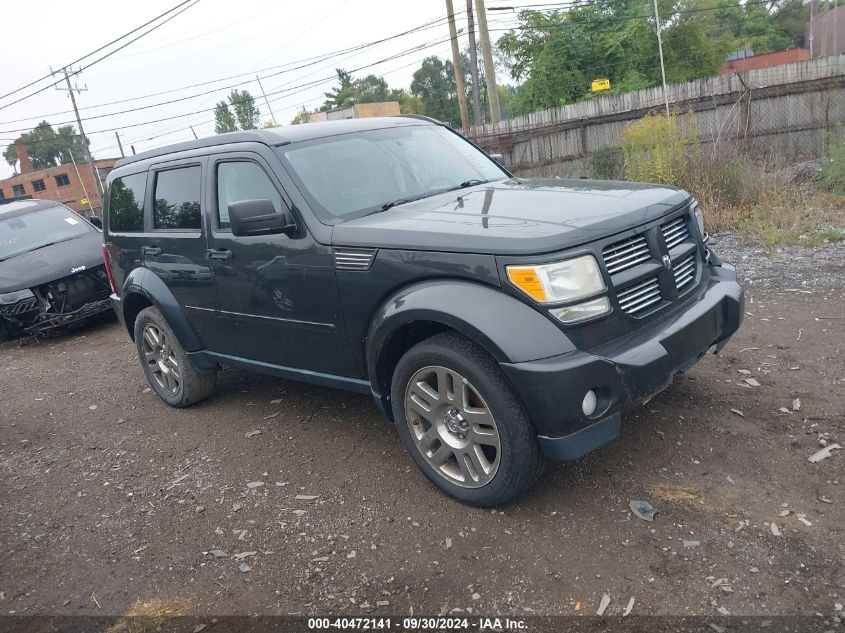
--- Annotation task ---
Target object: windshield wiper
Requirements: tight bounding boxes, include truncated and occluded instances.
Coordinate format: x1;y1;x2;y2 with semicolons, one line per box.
456;178;489;188
362;192;436;217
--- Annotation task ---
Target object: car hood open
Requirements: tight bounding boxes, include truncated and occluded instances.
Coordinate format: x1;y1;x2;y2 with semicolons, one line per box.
0;232;105;294
332;178;689;255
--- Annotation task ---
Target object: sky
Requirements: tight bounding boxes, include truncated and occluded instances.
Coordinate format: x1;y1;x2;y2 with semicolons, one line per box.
0;0;531;180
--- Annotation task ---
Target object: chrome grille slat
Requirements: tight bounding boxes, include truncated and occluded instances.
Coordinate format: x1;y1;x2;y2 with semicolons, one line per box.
661;216;690;249
673;255;696;289
334;248;376;271
617;277;661;315
602;235;650;275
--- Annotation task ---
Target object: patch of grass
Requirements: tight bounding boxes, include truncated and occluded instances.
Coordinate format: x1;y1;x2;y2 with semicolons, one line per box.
106;598;189;633
651;483;705;510
739;220;844;248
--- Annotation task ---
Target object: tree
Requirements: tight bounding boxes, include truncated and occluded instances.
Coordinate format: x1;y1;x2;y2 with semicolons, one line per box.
214;101;237;134
3;121;88;171
290;109;315;125
410;56;461;126
495;0;800;115
322;69;357;110
389;88;425;115
3;145;17;172
229;89;260;130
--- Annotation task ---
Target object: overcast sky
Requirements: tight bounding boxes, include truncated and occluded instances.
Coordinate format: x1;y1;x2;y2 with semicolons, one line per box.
0;0;531;179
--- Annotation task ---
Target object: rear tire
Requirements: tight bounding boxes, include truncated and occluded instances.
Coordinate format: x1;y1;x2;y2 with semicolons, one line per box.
133;306;216;407
390;332;544;507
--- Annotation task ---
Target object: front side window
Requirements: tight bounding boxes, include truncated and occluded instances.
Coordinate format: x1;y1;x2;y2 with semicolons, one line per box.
12;184;25;197
216;161;286;229
55;174;70;187
153;166;201;230
32;179;46;192
108;173;146;232
277;124;508;222
0;205;96;262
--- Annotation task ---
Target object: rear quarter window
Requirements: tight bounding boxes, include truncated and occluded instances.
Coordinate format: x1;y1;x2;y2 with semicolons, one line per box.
108;173;146;232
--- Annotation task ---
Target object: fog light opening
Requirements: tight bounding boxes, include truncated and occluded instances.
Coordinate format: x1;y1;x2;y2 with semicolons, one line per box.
582;390;598;417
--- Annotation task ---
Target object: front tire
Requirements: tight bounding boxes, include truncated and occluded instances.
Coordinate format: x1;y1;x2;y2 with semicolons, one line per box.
390;332;543;507
133;306;216;407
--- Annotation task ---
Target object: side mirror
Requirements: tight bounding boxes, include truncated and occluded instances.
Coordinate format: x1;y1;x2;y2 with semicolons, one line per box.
228;199;295;237
89;216;103;229
489;153;504;166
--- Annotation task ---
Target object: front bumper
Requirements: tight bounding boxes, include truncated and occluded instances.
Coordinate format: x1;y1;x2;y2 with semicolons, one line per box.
501;264;744;460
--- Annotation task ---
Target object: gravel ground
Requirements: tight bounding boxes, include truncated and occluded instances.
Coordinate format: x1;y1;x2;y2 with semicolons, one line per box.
0;235;843;625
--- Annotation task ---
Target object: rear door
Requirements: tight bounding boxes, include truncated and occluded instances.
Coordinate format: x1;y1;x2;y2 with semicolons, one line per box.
143;159;218;344
203;150;358;377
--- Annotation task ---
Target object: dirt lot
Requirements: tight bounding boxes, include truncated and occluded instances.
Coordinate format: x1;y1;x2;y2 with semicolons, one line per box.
1;236;843;623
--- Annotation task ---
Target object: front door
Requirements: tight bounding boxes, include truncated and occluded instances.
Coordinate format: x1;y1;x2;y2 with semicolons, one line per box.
142;161;218;344
204;153;358;377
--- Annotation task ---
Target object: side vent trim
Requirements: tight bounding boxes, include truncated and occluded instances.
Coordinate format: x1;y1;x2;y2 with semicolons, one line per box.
334;247;377;271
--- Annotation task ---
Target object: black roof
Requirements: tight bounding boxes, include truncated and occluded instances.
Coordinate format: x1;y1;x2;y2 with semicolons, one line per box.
0;198;65;220
114;115;442;169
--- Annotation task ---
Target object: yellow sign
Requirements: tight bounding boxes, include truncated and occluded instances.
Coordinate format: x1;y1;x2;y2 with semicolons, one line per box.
81;198;89;205
591;78;611;92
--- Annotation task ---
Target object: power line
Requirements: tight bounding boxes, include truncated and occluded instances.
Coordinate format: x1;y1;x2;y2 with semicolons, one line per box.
0;15;457;127
0;0;203;113
0;0;196;103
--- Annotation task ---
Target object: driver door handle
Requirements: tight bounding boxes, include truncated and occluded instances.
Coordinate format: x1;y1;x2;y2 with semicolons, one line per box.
207;248;232;260
141;245;161;256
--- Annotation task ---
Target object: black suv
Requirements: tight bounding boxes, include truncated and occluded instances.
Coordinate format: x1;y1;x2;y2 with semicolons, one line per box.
103;116;743;506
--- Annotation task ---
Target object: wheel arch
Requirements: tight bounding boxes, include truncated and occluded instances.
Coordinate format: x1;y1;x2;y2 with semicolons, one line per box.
366;280;575;421
119;267;205;352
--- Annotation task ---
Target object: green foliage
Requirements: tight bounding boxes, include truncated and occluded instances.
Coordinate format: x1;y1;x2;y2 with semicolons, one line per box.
410;56;463;127
321;69;393;111
228;89;260;130
214;102;237;134
4;121;88;171
496;0;808;114
588;146;625;180
3;144;17;170
622;111;698;184
821;132;845;194
390;88;425;115
290;109;315;125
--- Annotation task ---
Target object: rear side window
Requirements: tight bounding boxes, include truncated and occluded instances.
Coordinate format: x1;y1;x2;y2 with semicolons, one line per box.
108;173;146;232
153;166;202;230
216;161;285;229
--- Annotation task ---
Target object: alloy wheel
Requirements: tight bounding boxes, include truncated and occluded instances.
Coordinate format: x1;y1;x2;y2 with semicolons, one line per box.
141;323;181;396
404;365;501;488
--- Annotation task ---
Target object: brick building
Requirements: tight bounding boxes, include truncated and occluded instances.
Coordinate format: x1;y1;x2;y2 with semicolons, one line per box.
0;139;117;217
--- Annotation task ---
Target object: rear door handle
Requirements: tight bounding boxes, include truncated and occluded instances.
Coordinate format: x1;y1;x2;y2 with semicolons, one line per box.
141;246;161;256
206;248;232;260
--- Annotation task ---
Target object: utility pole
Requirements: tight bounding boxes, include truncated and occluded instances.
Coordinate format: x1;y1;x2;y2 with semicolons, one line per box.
445;0;471;130
55;67;103;204
114;132;125;158
475;0;501;124
466;0;483;126
652;0;670;115
256;75;277;126
810;0;818;57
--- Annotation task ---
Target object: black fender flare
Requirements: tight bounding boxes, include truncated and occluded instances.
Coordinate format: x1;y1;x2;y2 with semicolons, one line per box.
120;267;205;352
366;280;575;414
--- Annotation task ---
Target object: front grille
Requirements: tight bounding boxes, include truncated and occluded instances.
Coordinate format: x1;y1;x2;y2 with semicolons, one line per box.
334;247;376;271
617;276;661;315
602;234;650;275
673;255;696;290
0;297;38;316
662;216;690;249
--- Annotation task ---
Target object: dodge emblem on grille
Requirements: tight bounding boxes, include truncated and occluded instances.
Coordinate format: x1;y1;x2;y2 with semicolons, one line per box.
662;255;672;270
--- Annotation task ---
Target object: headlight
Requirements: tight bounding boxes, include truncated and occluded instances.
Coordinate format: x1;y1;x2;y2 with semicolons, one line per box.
0;289;35;305
506;255;606;304
692;201;706;241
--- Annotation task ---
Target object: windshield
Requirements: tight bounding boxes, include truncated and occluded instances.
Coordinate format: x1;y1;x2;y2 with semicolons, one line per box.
277;124;508;222
0;206;94;261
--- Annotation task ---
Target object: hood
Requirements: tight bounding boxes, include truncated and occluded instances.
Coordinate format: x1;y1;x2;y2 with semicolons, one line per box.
332;178;690;255
0;231;105;294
